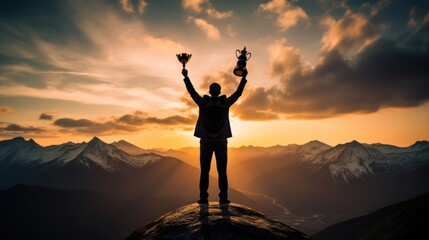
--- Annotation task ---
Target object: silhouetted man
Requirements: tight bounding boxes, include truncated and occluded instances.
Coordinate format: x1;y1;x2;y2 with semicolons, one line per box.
182;68;247;205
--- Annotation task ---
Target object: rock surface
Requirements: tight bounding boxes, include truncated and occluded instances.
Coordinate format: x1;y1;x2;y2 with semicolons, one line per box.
125;202;311;240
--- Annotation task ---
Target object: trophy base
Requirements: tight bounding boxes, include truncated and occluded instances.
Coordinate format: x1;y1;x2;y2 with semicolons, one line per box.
233;66;247;77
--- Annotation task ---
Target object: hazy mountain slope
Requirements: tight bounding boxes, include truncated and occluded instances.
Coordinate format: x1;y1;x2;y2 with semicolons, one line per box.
312;191;429;240
0;185;132;240
111;140;159;155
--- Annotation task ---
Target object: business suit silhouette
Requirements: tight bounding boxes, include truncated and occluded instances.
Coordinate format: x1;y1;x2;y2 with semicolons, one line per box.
182;69;247;204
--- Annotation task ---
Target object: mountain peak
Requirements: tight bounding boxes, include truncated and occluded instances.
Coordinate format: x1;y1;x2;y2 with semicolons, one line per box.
409;140;429;151
126;203;310;240
12;136;25;142
88;136;104;144
304;140;331;147
412;140;429;146
344;140;363;148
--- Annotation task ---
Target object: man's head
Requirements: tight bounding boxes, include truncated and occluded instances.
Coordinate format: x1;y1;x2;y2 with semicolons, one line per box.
209;83;221;97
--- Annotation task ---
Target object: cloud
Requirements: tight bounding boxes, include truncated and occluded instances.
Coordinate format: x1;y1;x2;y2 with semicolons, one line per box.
119;0;148;14
182;0;208;12
117;111;147;125
54;118;94;127
182;0;233;19
321;12;381;53
146;115;196;125
259;0;309;31
1;123;44;133
138;0;148;14
236;35;429;120
408;7;429;32
361;0;391;17
39;113;54;121
53;111;196;135
0;106;13;114
206;7;233;19
119;0;134;13
187;16;220;40
234;87;279;120
267;39;306;80
0;0;186;110
226;24;236;38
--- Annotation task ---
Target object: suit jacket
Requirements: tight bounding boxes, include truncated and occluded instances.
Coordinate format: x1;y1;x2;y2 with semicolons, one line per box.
184;76;247;139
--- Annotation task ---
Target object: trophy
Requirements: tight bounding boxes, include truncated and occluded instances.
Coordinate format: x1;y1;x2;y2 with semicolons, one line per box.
176;53;192;69
233;46;251;77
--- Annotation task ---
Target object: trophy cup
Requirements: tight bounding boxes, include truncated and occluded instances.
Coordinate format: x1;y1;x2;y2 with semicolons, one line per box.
176;53;192;69
233;46;251;77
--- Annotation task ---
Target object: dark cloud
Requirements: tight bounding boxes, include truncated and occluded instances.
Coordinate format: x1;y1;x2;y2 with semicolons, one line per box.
146;115;196;125
233;87;279;120
54;118;94;128
39;113;54;121
238;35;429;120
117;111;147;125
53;111;196;135
0;106;13;114
1;123;44;133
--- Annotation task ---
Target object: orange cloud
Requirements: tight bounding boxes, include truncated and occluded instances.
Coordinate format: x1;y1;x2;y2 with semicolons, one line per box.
182;0;208;12
259;0;309;31
119;0;148;14
268;39;306;80
206;7;233;19
187;16;220;40
321;12;381;53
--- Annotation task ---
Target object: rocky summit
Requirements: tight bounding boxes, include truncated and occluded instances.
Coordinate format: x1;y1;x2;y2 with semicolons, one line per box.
125;202;311;240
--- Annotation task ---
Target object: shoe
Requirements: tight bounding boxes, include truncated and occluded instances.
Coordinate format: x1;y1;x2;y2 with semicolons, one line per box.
219;199;230;205
197;199;208;205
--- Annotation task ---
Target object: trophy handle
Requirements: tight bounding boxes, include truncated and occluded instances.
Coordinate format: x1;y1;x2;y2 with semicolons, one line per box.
246;52;252;60
235;49;241;58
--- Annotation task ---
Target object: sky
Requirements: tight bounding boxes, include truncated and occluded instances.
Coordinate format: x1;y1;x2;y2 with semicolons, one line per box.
0;0;428;148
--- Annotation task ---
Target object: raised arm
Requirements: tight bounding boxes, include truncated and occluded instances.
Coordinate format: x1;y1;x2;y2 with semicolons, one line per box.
182;69;203;105
227;74;248;107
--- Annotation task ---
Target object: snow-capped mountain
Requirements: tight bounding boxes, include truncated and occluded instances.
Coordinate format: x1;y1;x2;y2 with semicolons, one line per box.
0;136;160;173
66;137;161;171
0;137;43;167
111;140;153;155
311;141;387;182
310;140;429;182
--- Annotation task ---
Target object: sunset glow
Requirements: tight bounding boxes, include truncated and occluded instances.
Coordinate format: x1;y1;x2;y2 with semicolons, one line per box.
1;0;428;148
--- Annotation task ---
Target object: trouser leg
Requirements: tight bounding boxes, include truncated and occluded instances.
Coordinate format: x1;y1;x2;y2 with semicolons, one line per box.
214;139;228;200
199;139;213;200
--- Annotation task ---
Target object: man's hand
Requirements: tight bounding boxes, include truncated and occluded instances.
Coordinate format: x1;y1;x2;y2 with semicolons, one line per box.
182;69;188;77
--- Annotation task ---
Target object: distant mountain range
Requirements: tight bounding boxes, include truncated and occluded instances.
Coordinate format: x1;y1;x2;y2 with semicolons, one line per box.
1;136;428;237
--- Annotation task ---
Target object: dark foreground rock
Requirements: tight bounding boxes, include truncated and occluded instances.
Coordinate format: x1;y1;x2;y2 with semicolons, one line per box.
125;202;311;240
